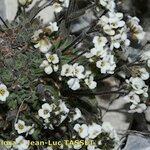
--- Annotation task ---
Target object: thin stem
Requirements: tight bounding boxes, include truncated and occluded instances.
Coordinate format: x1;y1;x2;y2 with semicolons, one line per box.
63;89;128;96
0;16;8;28
68;50;88;64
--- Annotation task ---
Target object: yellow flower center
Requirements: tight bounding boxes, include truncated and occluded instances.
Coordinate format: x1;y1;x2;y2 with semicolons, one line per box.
0;88;5;96
79;127;83;133
18;124;24;130
44;109;49;115
48;55;54;62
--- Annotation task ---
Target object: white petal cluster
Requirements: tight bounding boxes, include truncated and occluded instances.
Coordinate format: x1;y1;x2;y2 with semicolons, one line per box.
129;103;147;113
15;136;29;150
33;22;58;53
136;67;149;80
61;64;97;90
15;120;29;134
125;76;149;113
52;0;69;13
40;53;59;75
0;83;9;102
85;35;116;74
38;103;53;119
126;77;149;97
74;122;118;141
99;0;115;12
52;3;63;13
61;63;85;90
38;101;69;128
72;108;82;121
127;16;145;42
85;75;97;89
99;12;125;36
96;54;116;74
98;12;130;51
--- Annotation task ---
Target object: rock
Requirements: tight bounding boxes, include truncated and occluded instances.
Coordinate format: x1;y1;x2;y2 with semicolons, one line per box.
122;135;150;150
0;0;5;23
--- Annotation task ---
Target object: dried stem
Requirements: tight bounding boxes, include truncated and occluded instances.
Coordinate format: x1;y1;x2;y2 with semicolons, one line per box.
0;16;8;28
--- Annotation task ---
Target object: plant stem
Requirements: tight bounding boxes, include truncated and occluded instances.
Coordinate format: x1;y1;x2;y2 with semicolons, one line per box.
0;16;8;28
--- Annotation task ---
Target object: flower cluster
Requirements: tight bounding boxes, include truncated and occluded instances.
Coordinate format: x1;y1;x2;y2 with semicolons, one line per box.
38;100;69;128
37;99;118;150
40;53;59;75
125;76;149;113
99;0;116;12
61;64;97;90
32;22;58;53
85;35;116;74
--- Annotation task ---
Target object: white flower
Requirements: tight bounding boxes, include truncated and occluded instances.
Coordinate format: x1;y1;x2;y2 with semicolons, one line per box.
124;92;140;105
99;0;115;11
34;38;52;53
47;22;59;32
127;77;148;97
85;76;97;89
110;34;121;50
103;25;115;36
61;64;74;77
109;12;125;28
40;61;53;75
129;103;147;113
15;120;28;134
127;16;145;42
38;103;53;119
0;83;9;102
59;100;69;114
99;12;125;36
138;68;149;80
74;124;89;138
72;108;82;121
67;78;80;90
46;53;59;64
88;123;102;139
15;136;29;150
40;53;59;75
92;47;108;58
52;3;63;13
110;26;130;50
96;54;116;74
93;36;108;48
72;63;85;79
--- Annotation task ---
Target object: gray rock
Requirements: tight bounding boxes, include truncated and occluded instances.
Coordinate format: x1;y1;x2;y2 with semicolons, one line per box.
123;135;150;150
